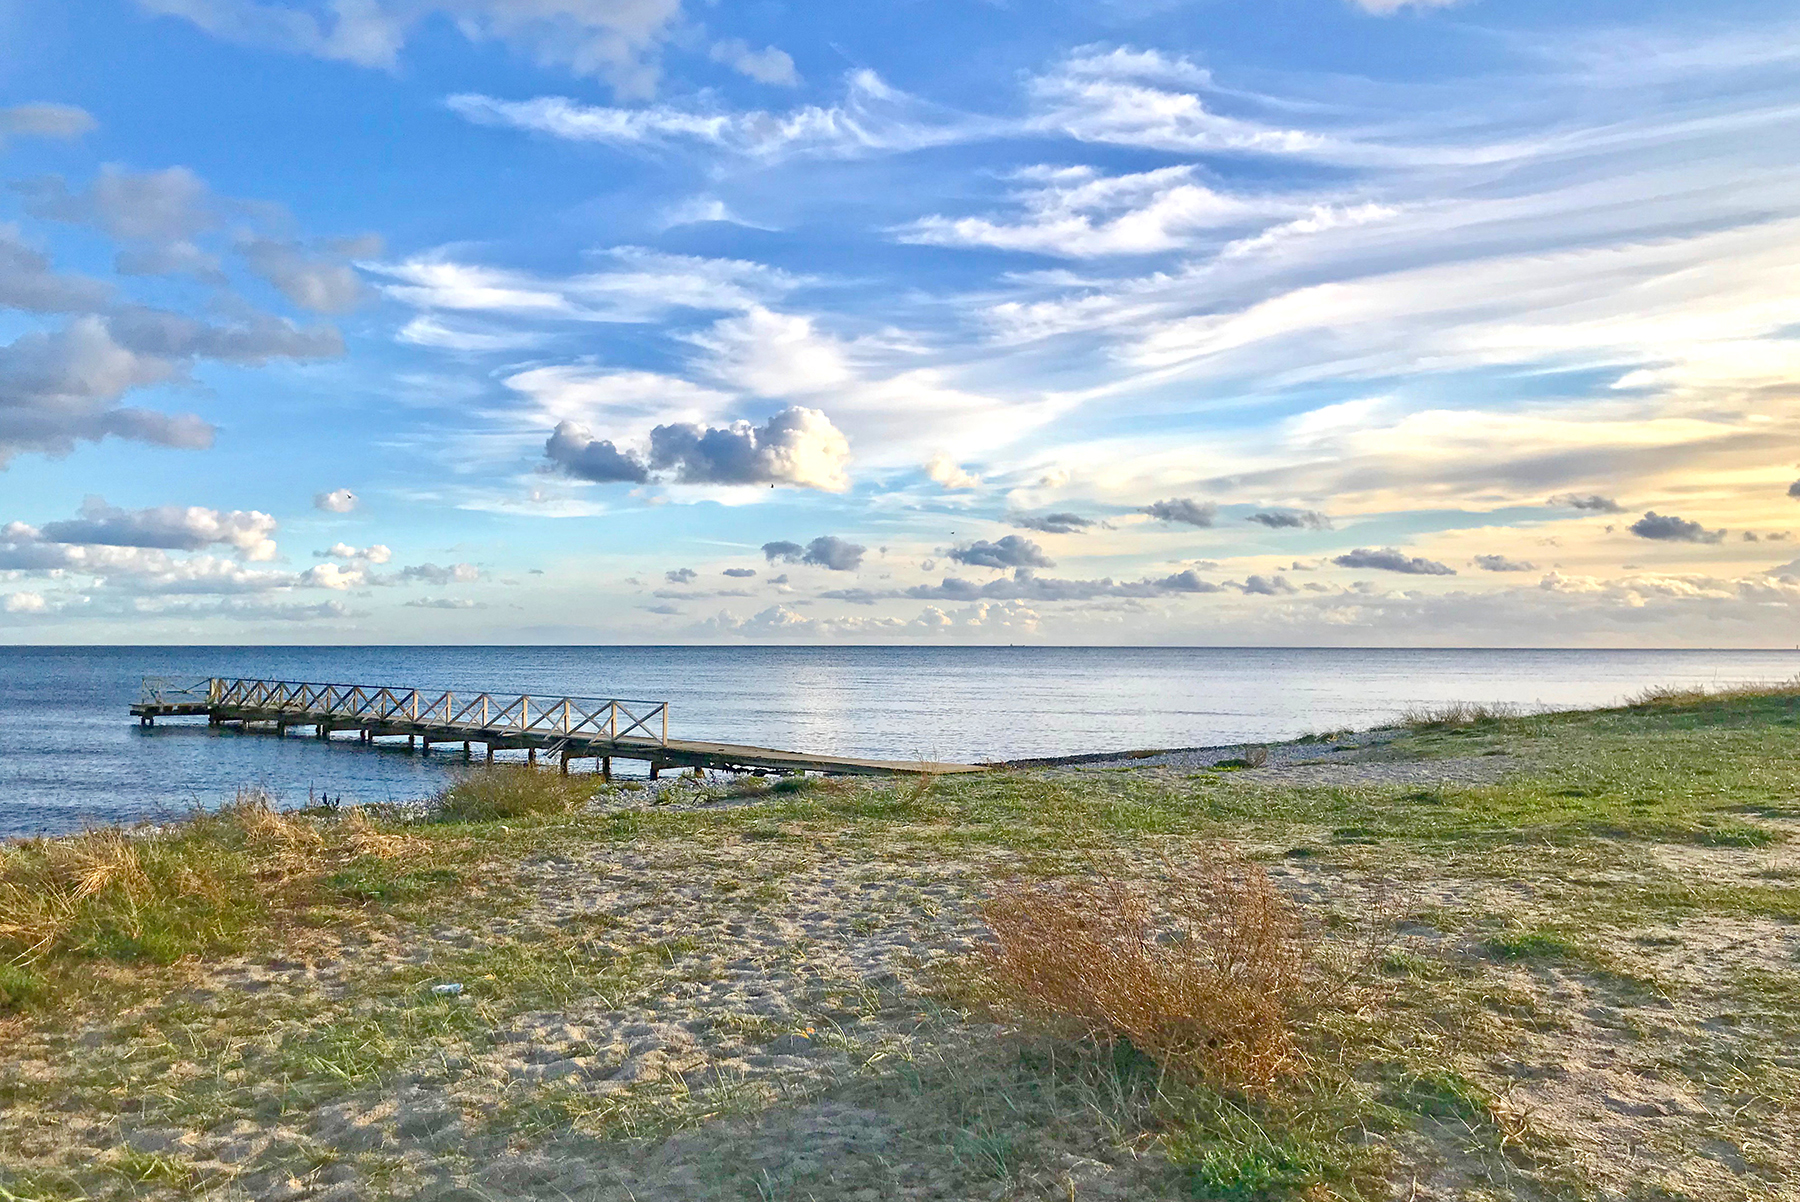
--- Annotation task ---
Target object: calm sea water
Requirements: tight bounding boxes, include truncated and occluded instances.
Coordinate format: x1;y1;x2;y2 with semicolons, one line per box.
2;646;1796;837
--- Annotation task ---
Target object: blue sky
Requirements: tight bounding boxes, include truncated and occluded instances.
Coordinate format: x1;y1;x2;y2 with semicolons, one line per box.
3;0;1799;644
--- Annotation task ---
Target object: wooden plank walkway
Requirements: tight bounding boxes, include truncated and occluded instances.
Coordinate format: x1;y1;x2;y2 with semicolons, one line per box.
130;676;983;778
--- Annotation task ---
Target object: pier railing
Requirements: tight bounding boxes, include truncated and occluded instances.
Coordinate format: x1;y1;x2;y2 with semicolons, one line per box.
145;676;670;746
138;676;218;706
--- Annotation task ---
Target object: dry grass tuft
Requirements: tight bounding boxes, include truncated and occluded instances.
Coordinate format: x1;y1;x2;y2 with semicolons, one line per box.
981;849;1347;1093
0;792;431;1009
431;765;597;822
1626;677;1800;710
1401;701;1519;729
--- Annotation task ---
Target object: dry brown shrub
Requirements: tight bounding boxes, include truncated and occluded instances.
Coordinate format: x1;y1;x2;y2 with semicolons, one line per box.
981;848;1353;1093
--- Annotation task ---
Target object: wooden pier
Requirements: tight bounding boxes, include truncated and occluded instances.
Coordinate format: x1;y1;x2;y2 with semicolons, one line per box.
130;676;982;778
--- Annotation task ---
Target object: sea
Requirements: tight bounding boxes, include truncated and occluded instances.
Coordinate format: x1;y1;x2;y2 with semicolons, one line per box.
2;645;1796;838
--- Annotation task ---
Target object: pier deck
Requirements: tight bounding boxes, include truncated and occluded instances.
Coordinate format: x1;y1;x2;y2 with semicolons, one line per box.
130;676;982;778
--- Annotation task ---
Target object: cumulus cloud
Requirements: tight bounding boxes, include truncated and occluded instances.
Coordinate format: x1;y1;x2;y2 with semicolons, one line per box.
760;536;864;571
14;166;216;243
0;316;214;465
896;566;1232;603
545;407;850;491
948;535;1055;570
114;240;226;283
404;597;484;609
300;562;363;590
0;103;97;144
314;488;358;513
1630;512;1726;544
0;226;112;312
1549;493;1625;513
649;407;850;491
709;38;797;86
1154;569;1222;594
134;0;685;98
239;237;368;313
1236;574;1294;595
801;536;864;571
1012;512;1091;534
924;452;981;490
722;567;756;578
2;591;48;614
315;542;391;564
35;497;278;560
1247;510;1331;530
544;421;650;483
665;567;697;584
1140;497;1217;527
388;563;481;586
1474;554;1536;572
1332;547;1456;575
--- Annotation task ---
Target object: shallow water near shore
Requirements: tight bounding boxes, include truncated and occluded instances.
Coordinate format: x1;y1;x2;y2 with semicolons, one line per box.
2;645;1796;837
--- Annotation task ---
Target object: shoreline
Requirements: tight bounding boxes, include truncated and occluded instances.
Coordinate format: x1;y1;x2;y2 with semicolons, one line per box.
3;685;1797;1200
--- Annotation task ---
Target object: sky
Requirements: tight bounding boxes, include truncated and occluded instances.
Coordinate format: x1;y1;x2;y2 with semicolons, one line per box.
2;0;1799;646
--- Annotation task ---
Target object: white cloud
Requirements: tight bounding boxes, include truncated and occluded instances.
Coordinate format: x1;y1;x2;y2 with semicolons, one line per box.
1028;51;1329;157
709;39;797;86
649;406;852;491
2;591;47;613
371;247;797;324
300;562;364;590
903;165;1274;258
446;69;980;161
16;165;216;243
314;488;358;513
0;103;96;144
925;453;981;490
0;224;113;312
239;237;367;313
34;497;279;560
135;0;684;97
0;316;215;464
1350;0;1460;13
316;542;392;564
505;366;733;433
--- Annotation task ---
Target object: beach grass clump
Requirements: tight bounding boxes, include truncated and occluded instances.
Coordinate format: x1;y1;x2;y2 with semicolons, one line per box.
0;792;433;1011
1625;677;1800;712
980;849;1342;1092
1400;701;1520;730
431;765;597;822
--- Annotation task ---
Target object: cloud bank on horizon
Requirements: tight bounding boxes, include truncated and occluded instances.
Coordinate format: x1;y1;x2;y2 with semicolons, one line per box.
3;0;1800;645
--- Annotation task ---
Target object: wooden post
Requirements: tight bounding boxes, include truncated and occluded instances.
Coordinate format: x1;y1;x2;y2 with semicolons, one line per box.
317;722;329;740
602;756;611;782
649;762;659;781
408;734;416;752
560;749;570;775
485;744;494;764
462;740;471;761
528;747;537;767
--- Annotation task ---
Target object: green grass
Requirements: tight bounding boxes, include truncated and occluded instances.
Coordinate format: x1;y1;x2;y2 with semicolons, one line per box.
5;689;1800;1200
431;764;597;821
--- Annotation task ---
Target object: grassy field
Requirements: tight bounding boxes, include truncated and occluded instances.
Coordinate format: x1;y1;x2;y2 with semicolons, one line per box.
1;688;1796;1200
